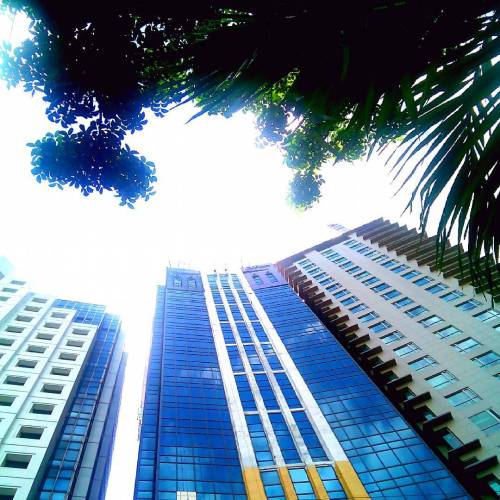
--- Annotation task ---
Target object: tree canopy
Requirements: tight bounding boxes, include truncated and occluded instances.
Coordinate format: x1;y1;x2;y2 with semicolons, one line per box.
1;1;499;290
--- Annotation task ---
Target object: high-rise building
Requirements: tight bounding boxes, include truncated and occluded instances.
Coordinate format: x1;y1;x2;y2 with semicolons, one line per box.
0;263;126;500
135;266;469;499
277;218;500;498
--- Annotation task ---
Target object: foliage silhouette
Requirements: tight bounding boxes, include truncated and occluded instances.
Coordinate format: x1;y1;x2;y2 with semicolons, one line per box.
1;1;499;292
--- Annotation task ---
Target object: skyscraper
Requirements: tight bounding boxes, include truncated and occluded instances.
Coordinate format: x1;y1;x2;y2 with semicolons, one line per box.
277;219;500;498
135;266;469;499
0;264;126;500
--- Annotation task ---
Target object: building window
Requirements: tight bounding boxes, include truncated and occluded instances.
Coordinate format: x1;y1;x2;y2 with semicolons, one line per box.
426;283;449;294
456;299;482;311
469;409;500;434
2;453;31;469
358;311;380;323
419;315;444;328
402;270;421;280
349;303;368;314
16;359;37;369
440;290;465;302
363;276;380;286
391;264;409;274
472;351;500;368
4;376;27;386
36;333;54;341
31;403;54;415
425;370;457;390
414;276;434;287
381;289;401;300
41;383;64;394
0;338;14;346
346;265;362;275
0;487;17;500
369;321;392;333
51;367;71;377
340;295;358;306
354;271;370;280
405;305;429;318
187;278;197;288
452;337;481;353
173;277;182;287
408;356;437;371
392;297;414;309
17;426;44;440
381;259;398;268
473;309;500;323
372;283;390;293
445;388;481;407
333;289;350;299
380;331;405;344
394;342;420;358
59;352;77;361
434;325;462;339
0;395;15;407
339;260;353;269
441;429;463;449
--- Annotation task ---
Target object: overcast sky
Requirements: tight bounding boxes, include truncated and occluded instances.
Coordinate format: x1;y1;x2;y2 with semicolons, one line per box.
0;11;440;498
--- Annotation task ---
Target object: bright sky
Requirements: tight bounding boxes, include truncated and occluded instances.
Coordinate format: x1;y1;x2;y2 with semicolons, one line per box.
0;11;439;499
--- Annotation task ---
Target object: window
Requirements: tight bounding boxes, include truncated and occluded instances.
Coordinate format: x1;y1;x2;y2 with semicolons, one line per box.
31;403;54;415
36;333;54;341
173;277;182;287
419;315;444;328
369;321;391;333
440;290;465;302
363;276;380;286
187;277;197;288
24;306;41;313
358;311;379;323
354;271;370;280
474;309;500;323
5;326;24;334
346;265;361;275
16;359;37;369
59;352;77;361
434;325;462;339
452;337;481;353
0;487;17;500
392;264;409;274
472;351;500;368
2;453;31;469
414;276;434;287
0;395;15;407
71;328;89;335
0;338;14;346
456;299;482;311
442;429;463;449
15;315;32;323
2;287;17;293
402;270;421;280
17;426;44;439
445;388;481;407
10;280;25;286
371;283;389;293
372;255;386;263
41;383;64;394
340;295;358;306
405;305;428;318
488;478;500;496
394;342;420;358
4;376;27;386
349;303;368;314
333;289;350;299
51;367;71;377
426;283;449;294
408;356;437;371
381;259;398;268
27;344;46;353
32;297;48;303
381;289;401;300
51;312;67;319
380;331;405;344
392;297;414;309
66;340;83;348
339;260;353;269
425;370;457;390
44;322;60;329
469;409;500;434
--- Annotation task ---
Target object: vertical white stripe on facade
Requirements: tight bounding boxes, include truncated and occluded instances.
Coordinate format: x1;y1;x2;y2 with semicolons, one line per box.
228;275;314;465
200;273;258;470
212;274;285;467
238;272;349;462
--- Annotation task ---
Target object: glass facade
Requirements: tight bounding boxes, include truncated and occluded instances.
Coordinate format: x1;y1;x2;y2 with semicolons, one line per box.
37;303;124;500
135;266;469;499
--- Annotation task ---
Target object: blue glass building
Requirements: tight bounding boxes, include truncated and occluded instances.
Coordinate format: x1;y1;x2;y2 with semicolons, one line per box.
135;266;468;499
